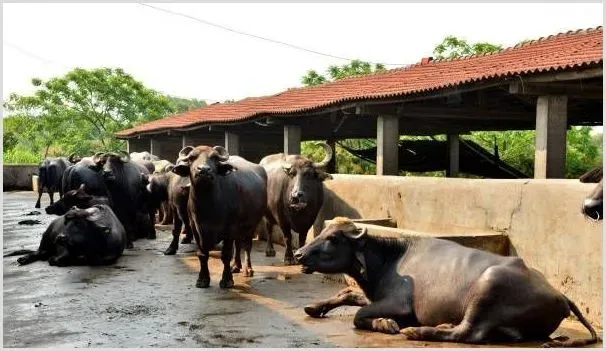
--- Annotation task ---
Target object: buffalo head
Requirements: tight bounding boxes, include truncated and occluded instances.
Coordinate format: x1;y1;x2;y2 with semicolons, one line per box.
281;142;333;211
46;184;93;216
58;206;112;261
580;167;603;221
294;217;367;274
96;151;130;181
172;145;234;184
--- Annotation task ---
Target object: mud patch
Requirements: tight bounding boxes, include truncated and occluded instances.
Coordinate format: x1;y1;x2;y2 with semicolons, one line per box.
25;211;41;216
105;304;159;318
18;220;41;225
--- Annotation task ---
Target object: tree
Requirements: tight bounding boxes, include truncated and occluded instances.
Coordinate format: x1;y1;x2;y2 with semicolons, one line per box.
301;59;386;86
433;36;503;59
166;95;207;113
3;67;175;157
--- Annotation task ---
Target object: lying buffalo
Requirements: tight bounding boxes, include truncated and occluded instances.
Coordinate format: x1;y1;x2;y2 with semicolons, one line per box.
260;142;333;265
172;145;267;288
146;171;192;255
579;167;603;221
35;157;71;208
295;217;598;347
94;152;156;248
46;184;111;216
12;205;126;266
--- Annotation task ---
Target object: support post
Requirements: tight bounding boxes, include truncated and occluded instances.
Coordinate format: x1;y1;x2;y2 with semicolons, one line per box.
126;139;131;154
182;135;192;149
447;134;460;177
376;115;399;176
150;138;161;157
326;139;337;173
284;125;301;155
225;131;240;155
534;95;568;179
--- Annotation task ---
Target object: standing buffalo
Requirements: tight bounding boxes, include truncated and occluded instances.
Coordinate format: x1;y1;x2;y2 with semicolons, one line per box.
295;217;598;347
61;163;108;197
13;204;126;267
94;152;156;248
152;160;176;225
146;171;192;255
172;145;267;288
579;167;603;221
260;143;333;264
35;157;71;208
130;151;160;163
45;184;111;216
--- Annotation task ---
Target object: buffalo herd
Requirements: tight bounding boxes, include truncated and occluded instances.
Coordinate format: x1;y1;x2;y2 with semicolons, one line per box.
10;145;602;347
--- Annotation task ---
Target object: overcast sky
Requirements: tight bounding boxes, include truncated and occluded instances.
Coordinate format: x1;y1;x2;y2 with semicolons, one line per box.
2;2;603;106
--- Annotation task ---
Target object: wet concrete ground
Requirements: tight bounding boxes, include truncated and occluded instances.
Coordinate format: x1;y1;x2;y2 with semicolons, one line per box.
3;191;602;348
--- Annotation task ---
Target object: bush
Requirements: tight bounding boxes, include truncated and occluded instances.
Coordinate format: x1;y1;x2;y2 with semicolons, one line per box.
3;147;43;164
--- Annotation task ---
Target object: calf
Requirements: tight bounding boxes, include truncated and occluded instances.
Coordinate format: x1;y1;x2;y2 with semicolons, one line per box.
172;145;267;288
146;171;193;255
295;217;599;347
579;167;603;221
14;205;126;267
35;157;71;208
45;184;111;216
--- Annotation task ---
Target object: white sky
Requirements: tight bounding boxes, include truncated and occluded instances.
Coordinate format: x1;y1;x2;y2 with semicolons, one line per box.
2;2;604;108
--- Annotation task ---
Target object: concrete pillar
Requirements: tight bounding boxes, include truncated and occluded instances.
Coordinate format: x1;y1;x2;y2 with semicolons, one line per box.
126;139;132;154
182;135;193;149
326;139;337;174
534;95;568;179
284;125;301;155
150;138;162;157
225;131;240;155
447;134;460;177
376;115;399;176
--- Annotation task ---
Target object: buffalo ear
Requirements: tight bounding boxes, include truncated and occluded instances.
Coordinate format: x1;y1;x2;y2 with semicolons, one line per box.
178;146;195;159
218;162;234;176
212;146;230;161
317;170;333;181
172;164;190;177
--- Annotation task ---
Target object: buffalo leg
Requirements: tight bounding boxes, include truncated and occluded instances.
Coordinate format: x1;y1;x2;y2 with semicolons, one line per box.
264;218;276;257
147;210;156;239
241;233;254;277
195;231;211;289
164;215;183;255
219;237;235;289
35;188;43;208
160;202;172;225
48;191;54;206
48;251;71;267
297;228;309;250
281;224;296;265
353;298;415;334
157;205;165;224
232;240;242;273
181;219;193;244
304;287;369;318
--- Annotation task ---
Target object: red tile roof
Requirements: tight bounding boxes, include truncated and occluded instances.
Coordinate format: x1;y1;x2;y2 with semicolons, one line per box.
117;26;603;138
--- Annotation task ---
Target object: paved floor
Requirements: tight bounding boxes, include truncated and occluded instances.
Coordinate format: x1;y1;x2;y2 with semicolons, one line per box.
3;191;602;348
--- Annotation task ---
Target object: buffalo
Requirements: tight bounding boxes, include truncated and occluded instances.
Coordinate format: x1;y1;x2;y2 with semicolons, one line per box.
61;163;108;197
145;171;193;255
130;151;160;163
93;152;156;248
152;159;176;225
35;157;71;208
260;142;333;265
579;167;603;221
172;145;267;288
295;217;598;347
45;184;111;216
12;204;126;267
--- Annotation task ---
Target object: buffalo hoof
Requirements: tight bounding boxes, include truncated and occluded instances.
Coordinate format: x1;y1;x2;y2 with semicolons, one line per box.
181;237;192;244
231;265;241;274
219;279;234;289
436;323;455;329
371;318;400;334
304;304;327;318
242;267;254;277
196;278;210;288
164;246;177;255
265;247;276;257
34;203;41;209
48;257;67;267
283;256;297;266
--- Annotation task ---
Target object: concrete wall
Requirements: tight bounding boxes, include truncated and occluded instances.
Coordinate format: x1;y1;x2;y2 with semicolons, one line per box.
3;164;39;190
303;175;602;326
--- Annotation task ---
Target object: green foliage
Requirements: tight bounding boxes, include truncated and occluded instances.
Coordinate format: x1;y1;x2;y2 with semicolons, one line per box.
433;36;503;59
3;146;44;164
301;59;386;86
167;95;207;113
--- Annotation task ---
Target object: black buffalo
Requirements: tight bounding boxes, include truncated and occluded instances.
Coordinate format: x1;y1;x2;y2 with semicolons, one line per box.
579;167;603;221
35;157;71;208
45;184;111;216
152;160;176;225
61;163;108;198
295;217;599;347
146;171;192;255
93;152;156;248
172;145;267;288
260;142;333;265
12;205;126;266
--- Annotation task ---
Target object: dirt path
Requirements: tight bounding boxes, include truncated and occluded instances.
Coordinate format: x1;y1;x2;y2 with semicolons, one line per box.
3;191;601;348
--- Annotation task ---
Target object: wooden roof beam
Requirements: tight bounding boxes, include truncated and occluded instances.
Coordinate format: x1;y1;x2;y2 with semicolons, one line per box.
509;81;603;99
